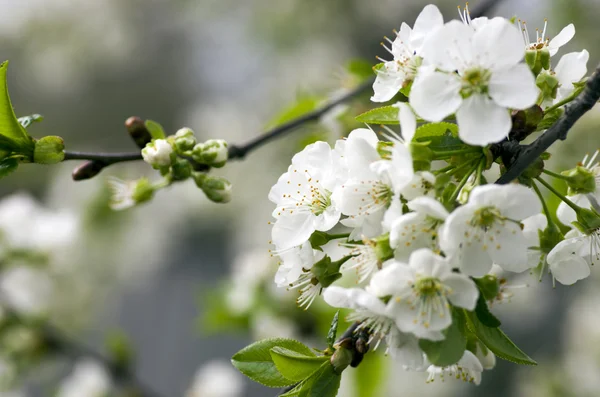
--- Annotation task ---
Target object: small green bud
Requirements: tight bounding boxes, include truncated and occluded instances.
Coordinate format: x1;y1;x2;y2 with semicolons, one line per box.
193;139;228;168
33;135;64;164
174;127;196;153
196;175;232;203
330;347;353;374
536;71;559;100
108;177;156;210
131;178;155;204
409;141;433;171
170;158;192;181
562;166;596;194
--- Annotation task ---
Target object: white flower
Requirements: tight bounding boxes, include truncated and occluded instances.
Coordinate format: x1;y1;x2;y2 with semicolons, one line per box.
522;213;548;271
332;128;413;239
369;249;478;340
371;4;444;102
0;265;53;316
474;344;496;370
142;139;173;167
519;20;575;56
186;360;244;397
440;184;541;277
323;286;425;370
400;171;436;201
411;18;538;146
269;141;344;251
547;229;592;285
552;49;589;103
390;196;449;261
57;360;112;397
557;151;600;226
426;350;484;385
274;242;323;287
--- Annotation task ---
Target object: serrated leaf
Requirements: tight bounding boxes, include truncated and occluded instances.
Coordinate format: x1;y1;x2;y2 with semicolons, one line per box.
465;310;537;365
0;158;18;179
327;311;339;349
0;61;34;156
145;120;166;140
355;105;399;124
270;347;328;382
231;338;315;387
474;293;501;328
419;309;467;366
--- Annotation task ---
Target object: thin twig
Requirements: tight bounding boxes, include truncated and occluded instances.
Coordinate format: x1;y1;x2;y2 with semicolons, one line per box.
496;64;600;184
63;151;143;164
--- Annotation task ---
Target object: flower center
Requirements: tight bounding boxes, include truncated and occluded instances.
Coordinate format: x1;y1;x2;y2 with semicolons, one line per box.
460;68;491;98
471;206;502;229
414;277;442;297
309;188;332;216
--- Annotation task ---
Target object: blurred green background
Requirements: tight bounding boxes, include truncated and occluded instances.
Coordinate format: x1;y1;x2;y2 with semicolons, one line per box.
0;0;599;395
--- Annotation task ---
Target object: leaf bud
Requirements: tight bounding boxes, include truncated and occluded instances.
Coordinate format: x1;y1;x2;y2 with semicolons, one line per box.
125;116;153;149
33;135;65;164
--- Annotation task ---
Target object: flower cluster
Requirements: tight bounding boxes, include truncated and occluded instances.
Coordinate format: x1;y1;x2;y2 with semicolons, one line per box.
266;3;593;386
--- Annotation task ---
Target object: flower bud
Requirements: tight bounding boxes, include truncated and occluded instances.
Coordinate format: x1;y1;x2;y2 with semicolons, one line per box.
171;158;192;181
330;347;353;374
562;166;596;194
174;127;197;153
33;135;65;164
72;160;104;181
125;116;152;149
536;71;559;101
194;174;232;203
142;139;173;167
193;139;228;168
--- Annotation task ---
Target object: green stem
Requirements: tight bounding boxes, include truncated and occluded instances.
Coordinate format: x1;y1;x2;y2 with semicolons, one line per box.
475;157;486;186
535;176;580;212
544;89;582;114
449;159;481;203
433;164;455;175
327;233;351;240
445;160;476;177
531;180;558;229
431;148;482;158
542;169;570;181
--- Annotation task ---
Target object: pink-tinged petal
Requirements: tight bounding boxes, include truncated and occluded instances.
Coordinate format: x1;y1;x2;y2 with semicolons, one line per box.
469;184;541;220
410;4;444;50
489;64;538;109
548;24;575;56
421;20;475;71
456;94;511;146
271;212;314;251
410;68;462;122
555;50;589;88
395;102;417;142
473;17;524;69
371;62;405;103
443;274;479;310
487;223;529;272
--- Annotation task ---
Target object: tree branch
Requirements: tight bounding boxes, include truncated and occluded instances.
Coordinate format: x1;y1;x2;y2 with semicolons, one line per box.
64;151;143;164
496;63;600;184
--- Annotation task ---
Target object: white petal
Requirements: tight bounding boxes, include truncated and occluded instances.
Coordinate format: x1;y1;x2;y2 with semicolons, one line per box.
323;286;353;309
388;331;426;370
371;62;405;103
409;248;449;279
555;50;589;87
407;196;449;220
347;128;379;148
443;274;479;310
421;20;475;71
488;223;530;272
368;262;413;297
271;213;315;251
473;17;524;69
313;207;341;232
557;194;589;226
548;24;575;56
410;4;444;51
489;64;538;109
456;94;511;146
382;195;404;232
388;144;414;192
548;237;590;285
522;213;548;246
395;102;417;142
458;236;494;277
469;184;542;220
410;68;462;122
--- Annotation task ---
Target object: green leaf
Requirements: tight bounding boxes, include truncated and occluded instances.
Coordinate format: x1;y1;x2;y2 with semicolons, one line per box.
270;347;328;382
473;292;501;328
414;122;466;151
303;363;341;397
231;338;315;387
355;105;399;124
0;158;18;179
0;61;34;156
537;107;563;131
327;311;339;349
145;120;166;140
419;309;467;366
465;310;537;365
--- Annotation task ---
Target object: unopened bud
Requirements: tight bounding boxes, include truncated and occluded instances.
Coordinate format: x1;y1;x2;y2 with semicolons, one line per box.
171;158;192;181
125;116;153;149
33;135;64;164
194;174;232;203
193;139;228;168
72;160;104;181
174;127;196;153
330;347;353;374
142;139;173;168
536;71;559;101
562;166;596;194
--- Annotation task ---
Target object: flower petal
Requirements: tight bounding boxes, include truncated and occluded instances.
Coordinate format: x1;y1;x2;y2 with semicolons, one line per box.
368;262;413;297
555;50;589;88
548;24;575;56
407;196;449;220
443;274;479;310
469;184;542;220
421;20;475;71
396;102;417;142
488;222;530;272
410;4;444;51
371;62;405;103
410;67;462;122
456;94;511;146
271;212;314;251
489;63;538;109
473;17;524;69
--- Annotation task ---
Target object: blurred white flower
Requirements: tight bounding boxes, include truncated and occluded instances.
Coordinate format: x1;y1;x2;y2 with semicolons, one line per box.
0;266;53;316
186;360;244;397
426;350;483;385
57;360;111;397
